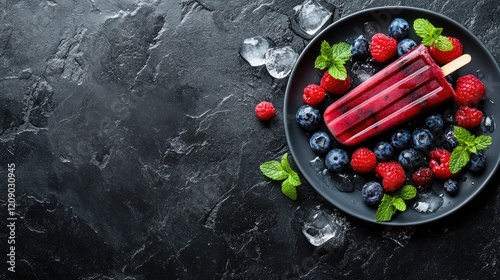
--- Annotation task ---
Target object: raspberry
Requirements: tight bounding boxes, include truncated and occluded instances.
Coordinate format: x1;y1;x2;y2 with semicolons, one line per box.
255;101;276;121
320;71;351;95
455;106;483;129
350;147;377;173
412;167;434;187
429;149;453;179
428;37;463;65
369;33;397;63
375;162;407;192
454;74;486;106
302;84;326;105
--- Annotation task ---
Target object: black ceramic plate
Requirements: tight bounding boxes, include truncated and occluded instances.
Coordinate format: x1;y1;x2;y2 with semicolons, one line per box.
284;6;500;225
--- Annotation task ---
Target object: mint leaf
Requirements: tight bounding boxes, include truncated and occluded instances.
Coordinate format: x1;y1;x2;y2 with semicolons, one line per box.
331;42;351;62
475;135;493;151
376;194;397;222
260;161;289;180
320;40;332;58
281;179;297;200
392;197;407;212
450;145;470;174
397;185;417;200
281;153;292;173
434;35;453;51
314;55;329;70
287;170;301;187
414;18;436;46
327;58;348;80
454;126;472;145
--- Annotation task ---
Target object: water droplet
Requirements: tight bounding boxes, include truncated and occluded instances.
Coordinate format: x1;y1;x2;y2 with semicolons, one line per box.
476;70;485;80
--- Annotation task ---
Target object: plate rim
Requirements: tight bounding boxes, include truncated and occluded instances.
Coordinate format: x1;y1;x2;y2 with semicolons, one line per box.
284;5;500;226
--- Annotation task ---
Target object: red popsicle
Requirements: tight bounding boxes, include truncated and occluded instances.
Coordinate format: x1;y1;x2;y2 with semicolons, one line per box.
324;44;470;146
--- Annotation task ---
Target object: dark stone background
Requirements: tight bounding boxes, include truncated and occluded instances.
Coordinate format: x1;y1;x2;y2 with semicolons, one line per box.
0;0;499;279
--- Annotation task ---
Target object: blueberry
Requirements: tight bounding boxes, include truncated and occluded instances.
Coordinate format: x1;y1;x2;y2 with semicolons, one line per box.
391;129;411;150
388;18;409;40
361;181;384;206
425;114;444;133
411;128;433;150
444;179;459;195
443;126;458;150
325;148;349;173
398;148;423;169
350;35;369;57
373;141;394;161
309;131;332;154
296;105;321;130
397;38;417;56
469;152;486;173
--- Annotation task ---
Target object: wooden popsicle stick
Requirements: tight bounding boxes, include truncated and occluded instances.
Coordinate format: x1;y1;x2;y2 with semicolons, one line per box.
441;54;471;76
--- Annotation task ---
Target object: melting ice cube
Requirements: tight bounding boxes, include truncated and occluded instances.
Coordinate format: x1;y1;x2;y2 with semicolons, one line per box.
411;191;444;214
240;36;271;67
265;46;298;79
302;208;338;246
294;0;333;35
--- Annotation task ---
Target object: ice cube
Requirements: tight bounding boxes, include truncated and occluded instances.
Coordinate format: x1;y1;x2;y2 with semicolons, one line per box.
302;208;338;246
294;0;333;36
411;191;444;214
265;46;298;79
349;61;379;87
240;36;271;67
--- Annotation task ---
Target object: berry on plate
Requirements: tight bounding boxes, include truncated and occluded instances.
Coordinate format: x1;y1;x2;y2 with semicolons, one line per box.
320;71;351;95
302;84;326;105
424;114;444;133
397;38;417;57
373;141;394;161
351;147;377;173
454;74;487;106
361;181;384;206
296;105;321;130
455;106;483;129
391;129;411;150
369;33;397;63
351;35;370;57
469;151;486;173
412;167;433;187
411;128;433;151
309;131;332;155
443;179;459;195
325;148;350;173
375;161;407;192
429;149;453;179
388;18;410;40
428;37;463;65
255;101;276;121
398;148;423;169
443;126;458;150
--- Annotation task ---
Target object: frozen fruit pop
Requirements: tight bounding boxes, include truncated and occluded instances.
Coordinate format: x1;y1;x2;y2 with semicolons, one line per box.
324;44;470;146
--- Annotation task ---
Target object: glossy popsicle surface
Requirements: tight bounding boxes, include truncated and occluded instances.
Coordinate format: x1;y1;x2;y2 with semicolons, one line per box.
324;45;455;146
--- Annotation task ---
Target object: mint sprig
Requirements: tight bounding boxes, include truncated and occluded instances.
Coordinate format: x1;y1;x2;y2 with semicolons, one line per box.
450;126;493;174
260;153;301;200
314;41;351;80
376;185;417;222
413;18;453;52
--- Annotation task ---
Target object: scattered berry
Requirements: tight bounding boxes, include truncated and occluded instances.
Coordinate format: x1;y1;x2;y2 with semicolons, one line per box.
397;38;417;57
443;179;459;195
443;126;458;150
325;148;350;173
429;37;463;65
361;181;384;206
412;167;434;187
429;149;453;179
351;147;377;173
391;129;411;150
320;71;351;94
454;74;487;106
302;84;326;105
375;161;407;192
425;114;444;133
398;148;423;169
309;131;332;154
455;106;483;129
411;128;433;151
388;18;409;40
255;101;276;121
351;35;370;57
296;105;321;130
469;151;486;173
369;33;397;63
373;141;394;161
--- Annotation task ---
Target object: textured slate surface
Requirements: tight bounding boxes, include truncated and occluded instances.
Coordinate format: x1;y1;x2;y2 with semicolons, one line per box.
0;0;499;279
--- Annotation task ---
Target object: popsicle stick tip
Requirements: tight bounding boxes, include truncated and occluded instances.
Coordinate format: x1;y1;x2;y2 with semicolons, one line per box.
441;54;471;76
